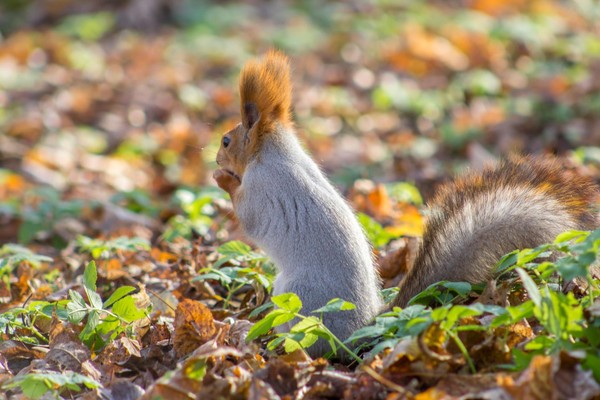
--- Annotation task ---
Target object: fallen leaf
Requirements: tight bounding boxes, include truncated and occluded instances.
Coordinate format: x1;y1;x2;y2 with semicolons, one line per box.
173;299;217;358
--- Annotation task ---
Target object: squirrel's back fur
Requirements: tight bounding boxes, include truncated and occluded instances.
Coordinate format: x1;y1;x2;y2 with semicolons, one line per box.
391;157;599;307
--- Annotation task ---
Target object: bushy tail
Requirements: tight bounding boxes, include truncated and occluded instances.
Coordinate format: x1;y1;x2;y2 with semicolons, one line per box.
390;156;599;308
239;50;292;132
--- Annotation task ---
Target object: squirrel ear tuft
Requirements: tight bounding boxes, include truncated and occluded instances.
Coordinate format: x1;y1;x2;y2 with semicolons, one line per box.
243;102;259;130
239;50;292;133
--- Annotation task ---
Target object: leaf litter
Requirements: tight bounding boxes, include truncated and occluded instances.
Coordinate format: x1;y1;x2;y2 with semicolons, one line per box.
0;1;600;399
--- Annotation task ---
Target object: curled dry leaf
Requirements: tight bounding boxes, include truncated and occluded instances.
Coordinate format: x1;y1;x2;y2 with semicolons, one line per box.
145;338;244;400
379;237;420;282
252;358;303;398
224;319;254;351
45;341;90;373
417;373;510;399
498;353;600;400
0;340;46;374
466;321;534;370
48;318;81;346
173;299;217;358
146;322;172;346
103;336;142;366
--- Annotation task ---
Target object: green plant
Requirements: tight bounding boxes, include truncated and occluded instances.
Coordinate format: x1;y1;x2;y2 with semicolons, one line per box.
110;189;160;217
162;187;226;241
384;182;423;206
246;293;361;362
407;281;474;306
18;187;84;245
0;244;53;294
357;213;400;248
348;229;600;378
0;243;52;271
348;301;505;372
57;11;115;41
4;371;101;400
193;241;273;308
75;235;150;259
66;261;148;350
489;229;600;379
0;300;68;345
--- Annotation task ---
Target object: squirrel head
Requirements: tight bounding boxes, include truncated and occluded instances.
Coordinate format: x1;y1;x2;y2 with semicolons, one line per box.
216;50;292;180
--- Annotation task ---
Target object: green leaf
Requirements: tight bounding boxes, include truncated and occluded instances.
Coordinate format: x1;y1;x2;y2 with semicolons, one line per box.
441;305;483;330
515;246;550;266
185;359;208;381
84;310;100;333
272;293;302;313
290;316;321;333
441;281;471;296
554;230;588;244
495;251;518;274
467;303;507;316
21;377;50;399
87;290;103;310
76;236;150;259
83;261;97;292
193;269;233;285
246;309;295;342
511;349;535;371
380;287;400;303
583;353;600;383
385;182;423;205
5;371;101;399
58;12;115;41
267;336;287;350
17;219;45;245
248;301;274;318
313;298;356;313
112;296;146;322
555;255;589;283
67;290;87;324
103;286;136;308
217;241;252;257
516;268;541;307
431;305;450;322
510;301;536;321
357;213;397;248
524;335;555;351
286;331;319;352
283;336;302;353
347;325;389;343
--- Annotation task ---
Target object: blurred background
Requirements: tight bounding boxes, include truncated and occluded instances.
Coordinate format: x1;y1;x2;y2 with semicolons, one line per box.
1;0;599;244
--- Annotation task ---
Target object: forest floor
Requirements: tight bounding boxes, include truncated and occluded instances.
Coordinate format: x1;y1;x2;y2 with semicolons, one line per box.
1;1;600;399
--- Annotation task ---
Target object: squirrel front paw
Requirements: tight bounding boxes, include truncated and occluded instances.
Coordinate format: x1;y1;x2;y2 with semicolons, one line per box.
213;169;241;197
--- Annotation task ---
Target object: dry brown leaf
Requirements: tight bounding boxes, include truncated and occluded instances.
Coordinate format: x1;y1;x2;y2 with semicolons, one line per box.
0;340;46;373
45;341;90;373
416;373;509;399
173;299;217;358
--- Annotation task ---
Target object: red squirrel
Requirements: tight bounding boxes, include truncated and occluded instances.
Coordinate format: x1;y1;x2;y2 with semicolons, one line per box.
213;51;599;357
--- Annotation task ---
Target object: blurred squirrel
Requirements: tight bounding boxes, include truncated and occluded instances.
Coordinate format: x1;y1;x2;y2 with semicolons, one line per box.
214;51;599;357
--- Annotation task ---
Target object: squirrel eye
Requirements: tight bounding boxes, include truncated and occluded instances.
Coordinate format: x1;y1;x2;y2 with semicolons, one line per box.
222;136;231;148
